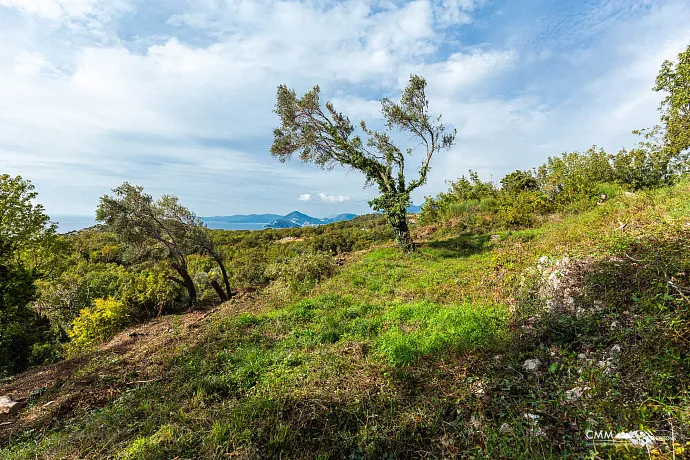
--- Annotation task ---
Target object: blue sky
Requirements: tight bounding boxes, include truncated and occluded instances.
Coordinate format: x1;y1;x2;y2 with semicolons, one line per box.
1;0;689;218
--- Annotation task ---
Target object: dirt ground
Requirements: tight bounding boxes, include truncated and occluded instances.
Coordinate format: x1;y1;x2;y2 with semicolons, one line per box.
0;296;260;446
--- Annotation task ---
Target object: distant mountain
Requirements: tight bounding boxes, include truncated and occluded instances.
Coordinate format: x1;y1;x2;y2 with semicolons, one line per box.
265;211;359;229
202;214;282;224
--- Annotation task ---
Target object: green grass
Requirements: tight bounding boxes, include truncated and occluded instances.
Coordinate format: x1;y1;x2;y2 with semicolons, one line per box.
4;180;690;459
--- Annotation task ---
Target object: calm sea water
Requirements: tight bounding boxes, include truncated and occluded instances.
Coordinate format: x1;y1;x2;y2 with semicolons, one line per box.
53;215;268;233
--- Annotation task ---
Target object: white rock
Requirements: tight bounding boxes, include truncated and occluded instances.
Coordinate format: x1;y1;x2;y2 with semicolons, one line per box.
610;344;622;354
565;386;590;402
0;396;22;416
499;423;512;433
523;358;542;372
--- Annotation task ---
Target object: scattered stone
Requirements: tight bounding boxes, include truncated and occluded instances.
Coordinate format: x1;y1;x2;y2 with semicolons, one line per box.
577;353;587;360
469;416;482;430
610;320;620;330
523;358;542;373
0;396;23;416
610;344;622;354
499;423;512;434
471;381;486;396
565;386;590;402
490;234;500;241
523;413;545;436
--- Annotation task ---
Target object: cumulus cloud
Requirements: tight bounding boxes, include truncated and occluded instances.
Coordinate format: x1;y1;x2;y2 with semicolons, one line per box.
318;193;350;203
0;0;688;219
299;194;311;201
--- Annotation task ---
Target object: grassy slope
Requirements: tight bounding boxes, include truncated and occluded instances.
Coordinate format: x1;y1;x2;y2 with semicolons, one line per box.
3;181;690;459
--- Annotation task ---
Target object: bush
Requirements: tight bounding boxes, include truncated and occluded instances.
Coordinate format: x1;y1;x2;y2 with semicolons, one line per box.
612;145;676;190
120;268;181;318
535;146;615;210
67;298;132;352
265;252;337;293
497;190;549;228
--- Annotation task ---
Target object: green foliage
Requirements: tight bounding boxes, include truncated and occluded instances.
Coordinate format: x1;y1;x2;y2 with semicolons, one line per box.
120;268;182;318
265;252;336;293
272;74;455;250
5;180;690;459
67;298;132;353
419;171;497;225
654;43;690;161
0;175;62;377
500;169;538;194
496;190;548;228
97;183;232;306
0;241;58;377
535;146;615;209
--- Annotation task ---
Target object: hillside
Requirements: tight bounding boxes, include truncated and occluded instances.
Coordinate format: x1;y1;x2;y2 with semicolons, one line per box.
2;180;689;458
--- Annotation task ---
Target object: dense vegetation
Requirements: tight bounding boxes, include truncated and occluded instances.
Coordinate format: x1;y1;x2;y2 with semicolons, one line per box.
1;43;689;459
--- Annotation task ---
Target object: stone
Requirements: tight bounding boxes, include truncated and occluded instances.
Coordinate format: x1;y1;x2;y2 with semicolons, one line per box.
565;386;590;402
522;358;542;372
610;344;622;354
0;396;22;416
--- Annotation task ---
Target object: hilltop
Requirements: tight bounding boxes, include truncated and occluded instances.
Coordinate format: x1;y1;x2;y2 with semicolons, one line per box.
2;180;689;458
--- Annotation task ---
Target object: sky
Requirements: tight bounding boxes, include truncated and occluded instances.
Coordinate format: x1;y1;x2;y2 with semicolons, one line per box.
1;0;689;218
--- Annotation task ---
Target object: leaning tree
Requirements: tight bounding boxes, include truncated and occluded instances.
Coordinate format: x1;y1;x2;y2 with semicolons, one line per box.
97;183;232;307
271;75;456;251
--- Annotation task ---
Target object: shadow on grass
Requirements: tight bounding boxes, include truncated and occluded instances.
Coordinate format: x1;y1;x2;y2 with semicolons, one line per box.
422;233;493;259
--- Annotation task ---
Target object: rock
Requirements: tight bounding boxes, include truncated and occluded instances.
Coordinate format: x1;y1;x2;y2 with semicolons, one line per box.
490;234;500;241
0;396;23;416
523;358;542;372
610;344;622;354
565;386;590;402
577;353;587;360
499;422;512;433
523;413;545;436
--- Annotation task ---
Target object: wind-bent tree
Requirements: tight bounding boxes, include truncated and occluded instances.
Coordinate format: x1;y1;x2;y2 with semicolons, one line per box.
654;43;690;167
271;75;456;251
97;183;232;307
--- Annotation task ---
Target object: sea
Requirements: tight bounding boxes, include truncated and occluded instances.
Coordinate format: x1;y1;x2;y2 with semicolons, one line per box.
52;215;268;233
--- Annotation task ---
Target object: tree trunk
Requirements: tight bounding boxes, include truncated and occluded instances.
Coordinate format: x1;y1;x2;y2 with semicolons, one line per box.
210;279;227;302
212;253;233;299
387;210;414;252
172;263;197;308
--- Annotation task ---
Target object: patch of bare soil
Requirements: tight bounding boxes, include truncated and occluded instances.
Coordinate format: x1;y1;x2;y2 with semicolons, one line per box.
0;296;261;446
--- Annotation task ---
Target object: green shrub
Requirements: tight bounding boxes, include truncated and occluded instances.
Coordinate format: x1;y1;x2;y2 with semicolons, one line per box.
120;268;181;318
612;145;676;190
67;298;132;352
497;190;549;228
535;146;615;210
265;252;336;293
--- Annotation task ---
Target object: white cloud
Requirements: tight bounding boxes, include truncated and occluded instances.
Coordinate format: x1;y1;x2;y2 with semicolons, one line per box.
299;194;311;201
318;193;350;203
0;0;689;219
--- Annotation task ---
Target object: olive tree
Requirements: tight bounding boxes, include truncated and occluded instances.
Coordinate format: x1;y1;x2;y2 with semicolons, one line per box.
97;183;232;307
271;75;456;251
